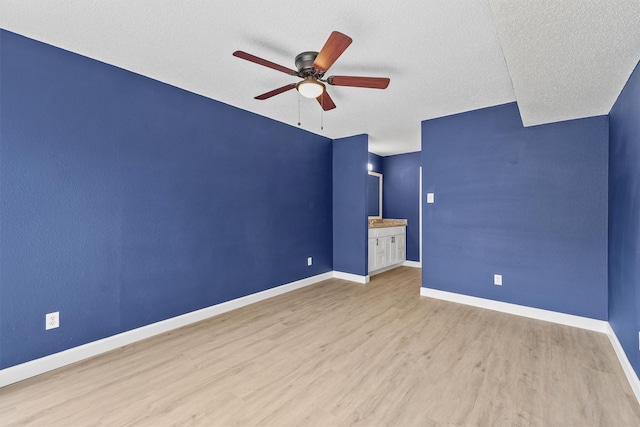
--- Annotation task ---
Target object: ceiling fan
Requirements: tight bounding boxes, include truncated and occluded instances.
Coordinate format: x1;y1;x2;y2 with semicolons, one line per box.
233;31;390;111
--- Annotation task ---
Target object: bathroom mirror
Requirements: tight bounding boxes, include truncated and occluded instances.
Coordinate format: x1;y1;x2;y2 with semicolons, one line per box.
367;171;383;219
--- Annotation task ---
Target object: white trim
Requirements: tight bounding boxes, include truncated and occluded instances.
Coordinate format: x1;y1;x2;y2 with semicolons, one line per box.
402;260;421;268
333;271;370;284
419;166;422;265
369;263;404;277
370;259;421;276
605;323;640;404
0;271;333;388
419;287;608;333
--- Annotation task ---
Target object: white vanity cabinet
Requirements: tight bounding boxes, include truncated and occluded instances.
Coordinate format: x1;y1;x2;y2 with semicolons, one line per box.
368;226;406;274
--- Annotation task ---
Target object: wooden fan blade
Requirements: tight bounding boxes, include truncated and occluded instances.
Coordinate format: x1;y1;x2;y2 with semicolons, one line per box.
327;76;390;89
233;51;297;75
255;84;297;100
316;91;336;111
313;31;352;73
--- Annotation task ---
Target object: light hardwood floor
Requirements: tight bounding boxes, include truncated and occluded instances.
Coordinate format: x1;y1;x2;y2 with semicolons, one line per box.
1;267;639;426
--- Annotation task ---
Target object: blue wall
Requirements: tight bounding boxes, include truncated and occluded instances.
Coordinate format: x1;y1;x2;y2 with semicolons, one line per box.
333;135;368;276
0;30;333;368
422;103;608;319
367;152;383;174
383;152;421;262
609;60;640;376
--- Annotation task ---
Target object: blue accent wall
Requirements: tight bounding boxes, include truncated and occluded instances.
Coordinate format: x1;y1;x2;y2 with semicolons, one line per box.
421;102;608;319
367;152;383;174
0;30;333;368
333;135;368;275
609;60;640;376
383;152;421;262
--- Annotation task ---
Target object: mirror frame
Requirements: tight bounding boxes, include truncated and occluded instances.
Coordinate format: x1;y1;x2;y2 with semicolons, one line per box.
367;171;383;219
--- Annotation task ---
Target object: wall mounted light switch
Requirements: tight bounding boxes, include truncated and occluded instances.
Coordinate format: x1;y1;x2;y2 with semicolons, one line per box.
427;193;435;204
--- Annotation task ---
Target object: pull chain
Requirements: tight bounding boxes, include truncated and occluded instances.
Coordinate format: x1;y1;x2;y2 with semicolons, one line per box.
297;94;301;126
320;92;324;130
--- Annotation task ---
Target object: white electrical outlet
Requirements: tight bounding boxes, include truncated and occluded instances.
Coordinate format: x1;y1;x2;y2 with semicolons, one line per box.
427;193;435;204
46;311;59;330
638;331;640;351
494;274;502;286
307;257;313;266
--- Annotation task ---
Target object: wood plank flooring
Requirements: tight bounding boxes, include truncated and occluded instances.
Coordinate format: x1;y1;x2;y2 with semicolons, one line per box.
1;267;639;426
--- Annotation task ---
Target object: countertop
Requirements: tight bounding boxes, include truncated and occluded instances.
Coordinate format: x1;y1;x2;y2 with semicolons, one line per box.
368;218;408;228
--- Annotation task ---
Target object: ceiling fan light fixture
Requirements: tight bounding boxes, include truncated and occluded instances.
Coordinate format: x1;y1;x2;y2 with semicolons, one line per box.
296;78;325;99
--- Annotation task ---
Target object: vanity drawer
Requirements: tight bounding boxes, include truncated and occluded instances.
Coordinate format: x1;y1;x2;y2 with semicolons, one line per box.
368;226;405;238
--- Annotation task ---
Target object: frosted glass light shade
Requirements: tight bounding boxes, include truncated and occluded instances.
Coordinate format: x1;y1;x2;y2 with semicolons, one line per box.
297;78;325;98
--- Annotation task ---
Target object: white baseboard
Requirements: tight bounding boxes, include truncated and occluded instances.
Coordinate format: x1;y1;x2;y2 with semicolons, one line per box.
333;271;369;283
0;271;334;388
605;323;640;404
420;287;608;333
420;286;640;405
402;260;421;268
369;261;409;277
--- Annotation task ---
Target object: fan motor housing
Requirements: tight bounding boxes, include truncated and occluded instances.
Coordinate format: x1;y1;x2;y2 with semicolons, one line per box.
295;51;319;73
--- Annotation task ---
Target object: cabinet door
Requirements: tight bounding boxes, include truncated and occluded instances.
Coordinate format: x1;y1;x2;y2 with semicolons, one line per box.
375;237;386;269
368;238;376;272
386;235;399;265
396;234;406;262
376;252;386;269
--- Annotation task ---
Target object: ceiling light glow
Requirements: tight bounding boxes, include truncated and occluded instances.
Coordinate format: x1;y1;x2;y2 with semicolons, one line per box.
297;78;325;99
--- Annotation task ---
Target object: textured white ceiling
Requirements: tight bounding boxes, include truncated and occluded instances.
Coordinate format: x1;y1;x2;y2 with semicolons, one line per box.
489;0;640;127
1;1;639;155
